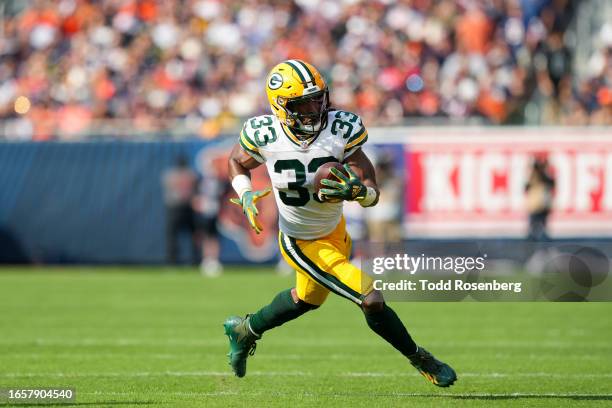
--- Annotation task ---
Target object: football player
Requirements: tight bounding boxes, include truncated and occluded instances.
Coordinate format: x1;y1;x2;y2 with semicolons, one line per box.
224;60;457;387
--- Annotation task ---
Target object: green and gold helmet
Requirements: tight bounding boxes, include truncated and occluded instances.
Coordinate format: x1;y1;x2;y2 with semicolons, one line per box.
265;60;330;140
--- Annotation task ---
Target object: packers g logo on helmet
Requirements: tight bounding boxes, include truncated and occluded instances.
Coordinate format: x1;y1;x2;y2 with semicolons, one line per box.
268;73;283;90
265;60;330;140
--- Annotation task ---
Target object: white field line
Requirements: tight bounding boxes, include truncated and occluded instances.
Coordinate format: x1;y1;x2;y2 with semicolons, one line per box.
0;371;303;378
82;390;612;398
1;338;611;348
1;352;180;360
343;372;612;379
0;352;604;361
2;371;612;379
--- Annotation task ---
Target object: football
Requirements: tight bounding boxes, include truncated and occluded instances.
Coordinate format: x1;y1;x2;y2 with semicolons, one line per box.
313;162;347;203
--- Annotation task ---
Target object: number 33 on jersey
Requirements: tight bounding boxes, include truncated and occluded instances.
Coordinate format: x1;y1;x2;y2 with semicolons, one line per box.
239;110;368;240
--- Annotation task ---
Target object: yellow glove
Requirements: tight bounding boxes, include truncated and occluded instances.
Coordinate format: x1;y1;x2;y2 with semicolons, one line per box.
230;188;272;234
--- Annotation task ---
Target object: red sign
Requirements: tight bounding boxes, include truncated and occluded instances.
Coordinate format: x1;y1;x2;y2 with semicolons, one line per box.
403;129;612;237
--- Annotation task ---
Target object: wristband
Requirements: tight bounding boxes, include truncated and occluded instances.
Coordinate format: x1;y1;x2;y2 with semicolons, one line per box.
358;186;378;207
231;174;252;200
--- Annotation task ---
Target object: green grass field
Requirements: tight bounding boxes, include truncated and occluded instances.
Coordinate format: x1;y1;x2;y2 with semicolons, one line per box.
1;267;611;407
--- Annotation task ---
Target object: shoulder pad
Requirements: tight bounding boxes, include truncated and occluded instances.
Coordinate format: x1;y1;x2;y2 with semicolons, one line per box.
241;115;279;149
328;110;368;157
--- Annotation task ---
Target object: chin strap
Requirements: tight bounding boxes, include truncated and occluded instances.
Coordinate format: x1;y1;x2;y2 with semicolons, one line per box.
284;123;319;145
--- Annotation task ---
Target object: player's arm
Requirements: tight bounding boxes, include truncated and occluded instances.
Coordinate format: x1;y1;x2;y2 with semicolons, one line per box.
228;143;261;179
320;147;379;207
228;144;271;234
343;147;379;207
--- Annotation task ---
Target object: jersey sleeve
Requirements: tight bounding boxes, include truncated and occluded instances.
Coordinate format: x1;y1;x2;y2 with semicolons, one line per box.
239;121;265;163
343;115;368;159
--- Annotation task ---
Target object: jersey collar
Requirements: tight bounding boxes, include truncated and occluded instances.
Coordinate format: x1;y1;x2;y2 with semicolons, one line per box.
280;123;316;149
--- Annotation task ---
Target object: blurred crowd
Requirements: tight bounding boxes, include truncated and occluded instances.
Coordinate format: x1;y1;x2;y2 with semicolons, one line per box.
0;0;610;141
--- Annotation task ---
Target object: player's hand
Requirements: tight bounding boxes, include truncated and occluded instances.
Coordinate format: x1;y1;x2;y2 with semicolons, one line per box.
320;164;367;202
230;188;271;234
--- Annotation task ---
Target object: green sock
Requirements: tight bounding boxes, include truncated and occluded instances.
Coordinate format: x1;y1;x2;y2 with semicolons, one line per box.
248;289;315;336
364;304;418;358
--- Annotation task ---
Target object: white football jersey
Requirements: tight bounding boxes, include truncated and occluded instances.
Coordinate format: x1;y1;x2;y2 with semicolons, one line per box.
239;109;368;240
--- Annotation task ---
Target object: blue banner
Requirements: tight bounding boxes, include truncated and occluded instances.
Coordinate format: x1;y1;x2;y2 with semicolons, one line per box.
0;140;261;264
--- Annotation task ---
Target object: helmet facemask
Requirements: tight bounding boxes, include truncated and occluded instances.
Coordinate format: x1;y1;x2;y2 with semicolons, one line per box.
279;90;329;140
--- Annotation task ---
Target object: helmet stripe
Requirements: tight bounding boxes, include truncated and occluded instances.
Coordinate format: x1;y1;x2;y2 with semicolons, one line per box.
284;60;307;84
294;60;316;85
286;59;313;86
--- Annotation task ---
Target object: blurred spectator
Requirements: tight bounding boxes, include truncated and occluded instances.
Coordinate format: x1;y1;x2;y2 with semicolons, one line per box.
365;154;402;247
525;156;555;241
0;0;609;141
193;168;226;276
162;155;198;264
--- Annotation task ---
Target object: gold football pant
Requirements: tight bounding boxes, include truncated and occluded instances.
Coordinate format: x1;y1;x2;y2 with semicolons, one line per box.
279;217;373;306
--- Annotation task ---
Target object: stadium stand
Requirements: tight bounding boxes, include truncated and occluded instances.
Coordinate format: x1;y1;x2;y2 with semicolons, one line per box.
0;0;610;140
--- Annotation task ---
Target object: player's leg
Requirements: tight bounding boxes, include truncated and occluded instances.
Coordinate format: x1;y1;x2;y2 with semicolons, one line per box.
242;248;329;339
360;289;418;359
249;284;322;336
224;237;327;378
285;219;457;387
342;227;402;334
224;286;319;378
287;233;421;363
340;230;420;359
361;290;457;387
346;230;457;387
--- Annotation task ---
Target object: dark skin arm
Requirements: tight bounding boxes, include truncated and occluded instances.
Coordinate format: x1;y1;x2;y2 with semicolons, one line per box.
342;147;380;206
228;144;271;233
228;143;262;180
